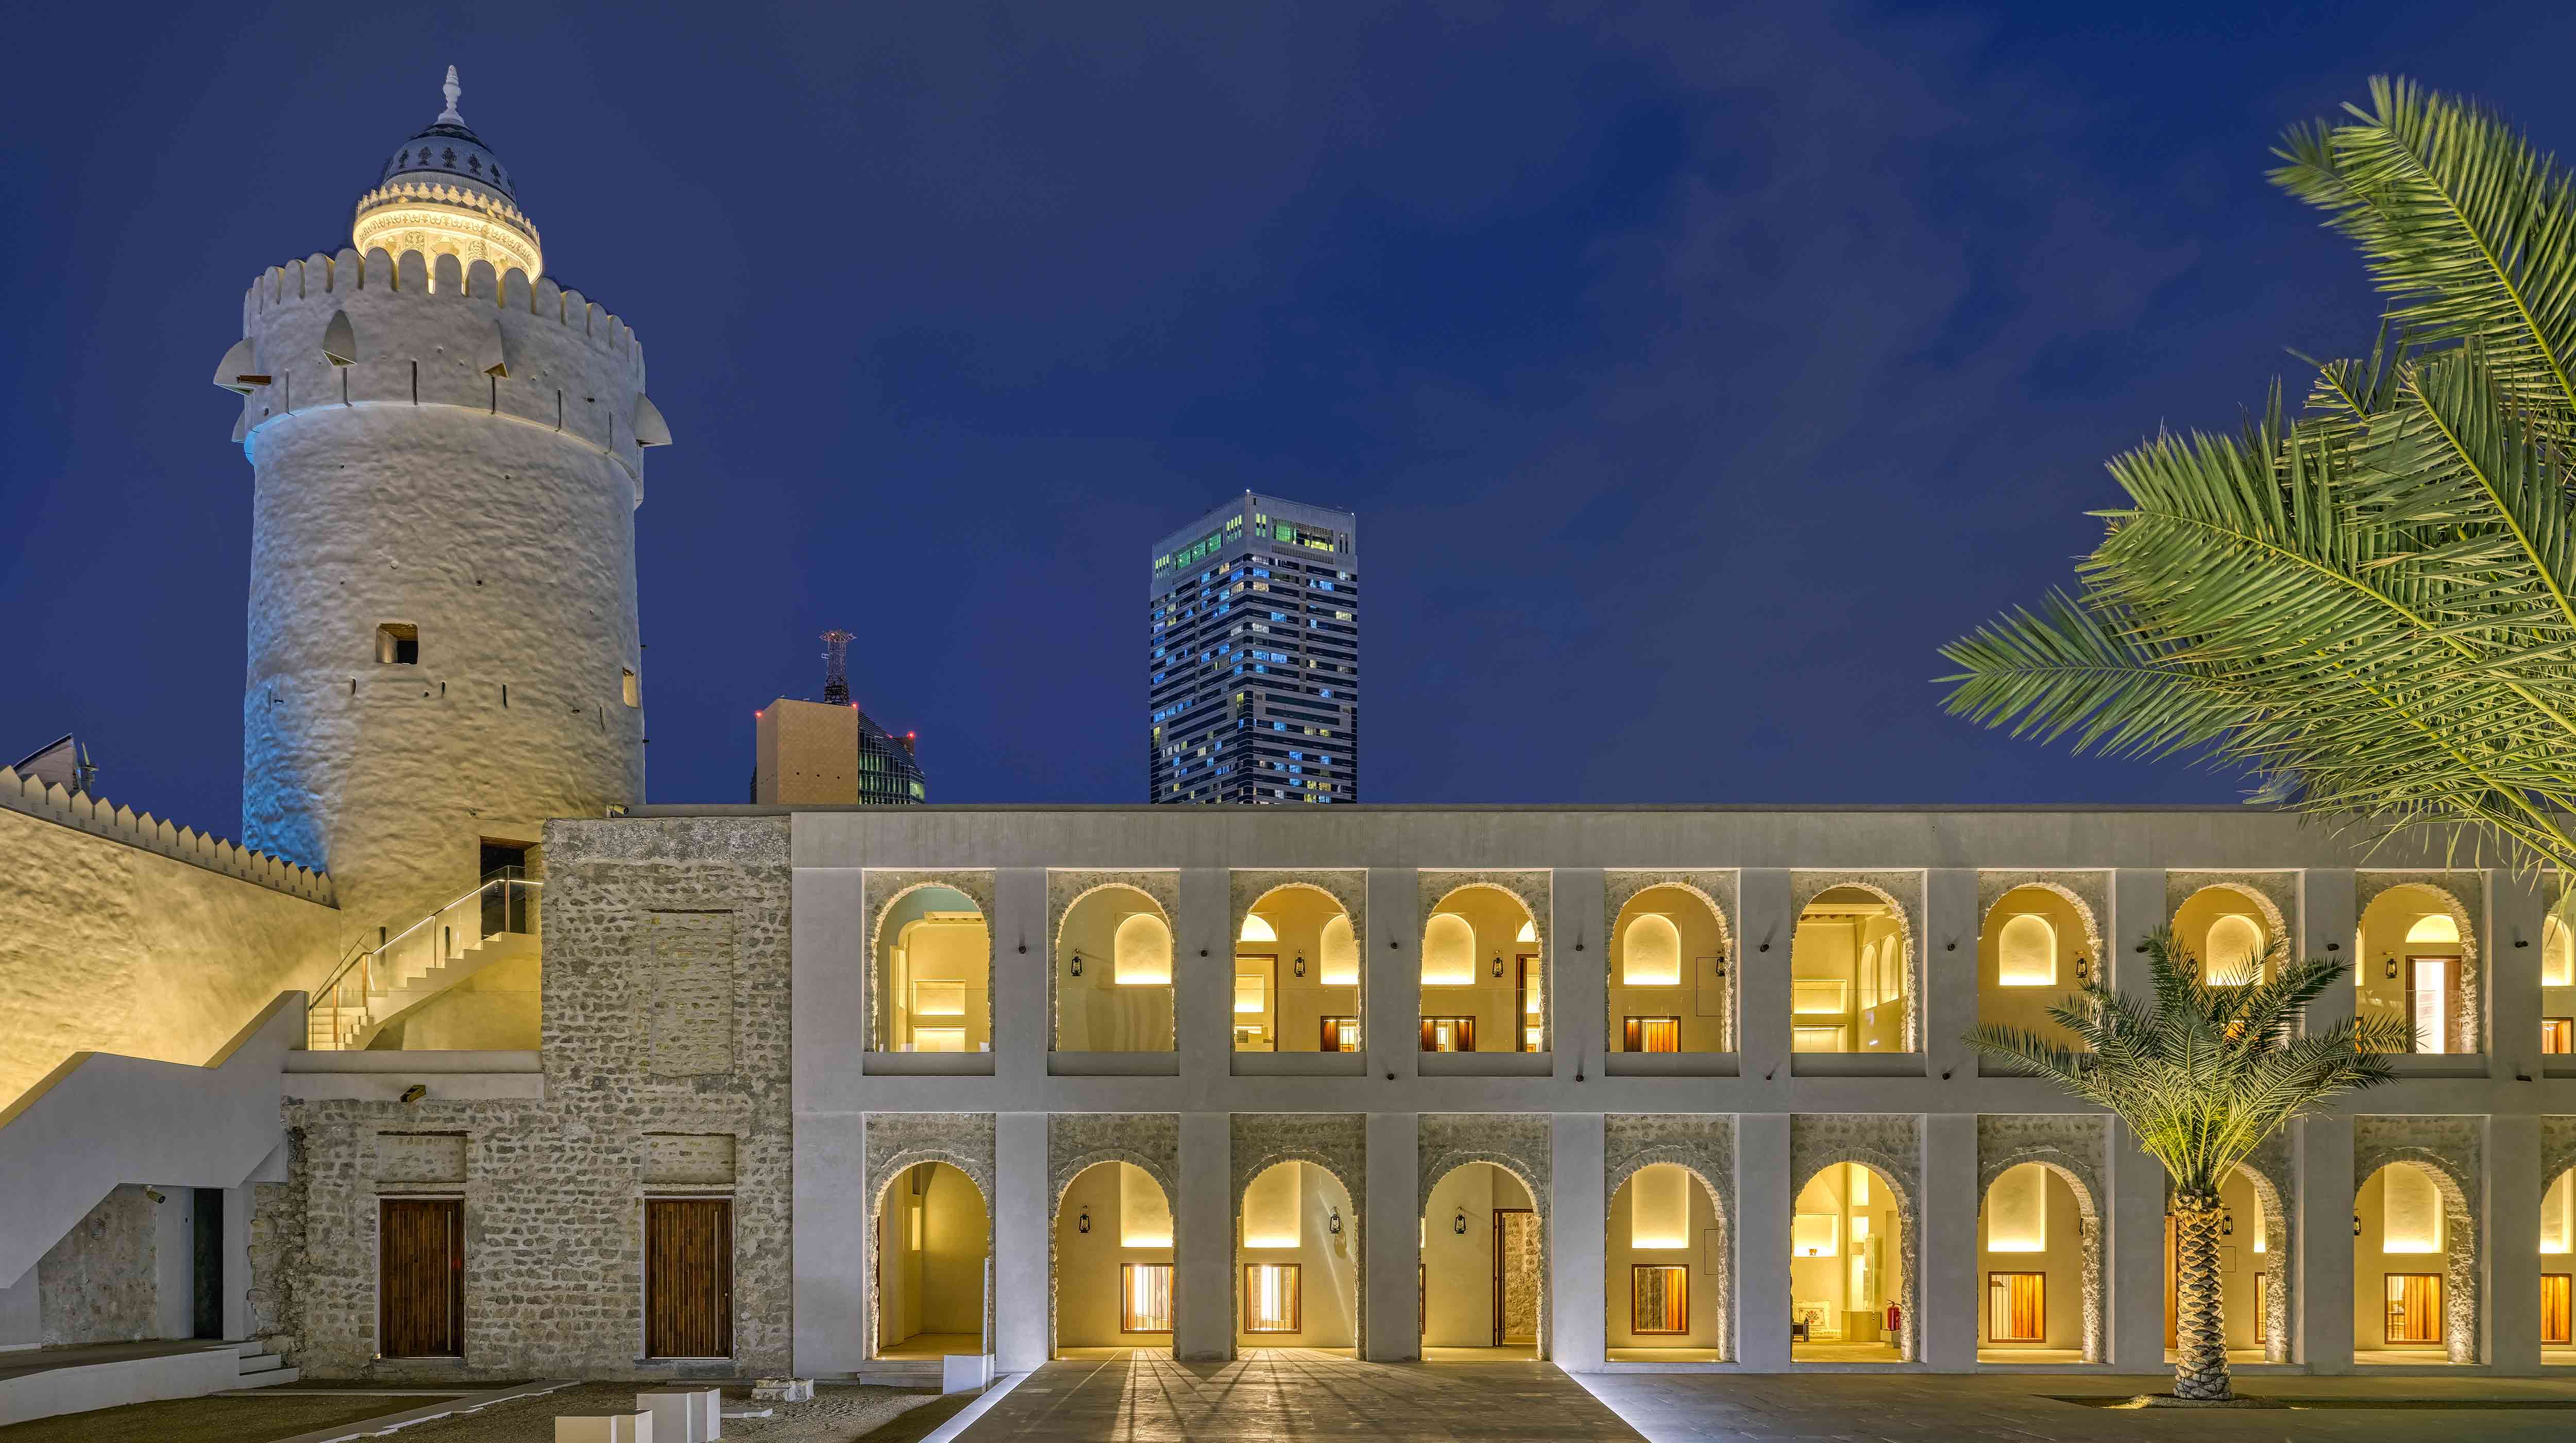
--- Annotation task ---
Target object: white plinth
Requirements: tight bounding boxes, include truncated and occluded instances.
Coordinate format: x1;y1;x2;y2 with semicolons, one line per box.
555;1413;652;1443
942;1354;992;1394
637;1388;722;1441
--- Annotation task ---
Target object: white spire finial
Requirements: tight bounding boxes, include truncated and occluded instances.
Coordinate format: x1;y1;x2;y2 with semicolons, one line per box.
437;65;463;124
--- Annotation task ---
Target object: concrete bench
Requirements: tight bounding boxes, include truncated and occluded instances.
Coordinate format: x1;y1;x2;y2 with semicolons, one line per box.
555;1413;652;1442
637;1387;722;1441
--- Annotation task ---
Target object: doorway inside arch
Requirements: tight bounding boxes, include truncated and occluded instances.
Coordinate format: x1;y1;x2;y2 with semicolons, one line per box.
1976;1163;2091;1363
2160;1165;2276;1366
1790;1162;1904;1362
2353;1161;2470;1365
874;1161;988;1360
1422;1161;1540;1360
1235;1161;1358;1355
1054;1161;1174;1359
1606;1163;1723;1361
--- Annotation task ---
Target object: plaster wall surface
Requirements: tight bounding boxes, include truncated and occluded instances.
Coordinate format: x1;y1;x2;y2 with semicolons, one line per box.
0;807;341;1105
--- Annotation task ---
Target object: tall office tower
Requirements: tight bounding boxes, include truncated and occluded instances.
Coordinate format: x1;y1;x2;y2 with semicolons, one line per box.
751;630;928;805
1148;493;1359;804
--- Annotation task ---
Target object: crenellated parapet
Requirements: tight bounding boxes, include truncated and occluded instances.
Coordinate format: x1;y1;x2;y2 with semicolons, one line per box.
221;246;668;497
0;766;335;904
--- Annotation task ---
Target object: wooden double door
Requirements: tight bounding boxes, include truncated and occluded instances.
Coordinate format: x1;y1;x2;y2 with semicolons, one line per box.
646;1198;735;1360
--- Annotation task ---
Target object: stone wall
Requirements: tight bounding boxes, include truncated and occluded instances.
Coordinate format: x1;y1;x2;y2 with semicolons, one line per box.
35;1184;160;1345
258;815;790;1381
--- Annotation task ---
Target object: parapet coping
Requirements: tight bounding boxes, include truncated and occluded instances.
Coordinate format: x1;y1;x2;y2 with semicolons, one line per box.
0;766;335;905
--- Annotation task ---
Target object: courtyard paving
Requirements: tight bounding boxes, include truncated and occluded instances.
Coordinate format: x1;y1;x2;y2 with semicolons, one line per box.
955;1352;2576;1442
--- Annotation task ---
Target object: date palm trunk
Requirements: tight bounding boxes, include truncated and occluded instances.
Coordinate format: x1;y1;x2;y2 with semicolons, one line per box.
2171;1196;2231;1401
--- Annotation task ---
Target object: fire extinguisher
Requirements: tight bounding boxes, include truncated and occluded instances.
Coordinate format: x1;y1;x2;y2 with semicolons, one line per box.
1885;1300;1902;1335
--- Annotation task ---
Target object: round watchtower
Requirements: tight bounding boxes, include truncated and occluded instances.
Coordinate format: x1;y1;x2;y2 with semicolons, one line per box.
219;68;669;926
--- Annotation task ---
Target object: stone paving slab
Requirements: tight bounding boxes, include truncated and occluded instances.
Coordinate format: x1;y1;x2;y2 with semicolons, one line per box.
956;1351;1645;1441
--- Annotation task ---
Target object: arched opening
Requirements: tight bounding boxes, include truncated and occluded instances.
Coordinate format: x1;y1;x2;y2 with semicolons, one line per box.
1053;1161;1174;1358
2542;1166;2574;1362
1977;886;2097;1055
1235;1161;1358;1354
1790;1162;1908;1361
1421;1161;1541;1359
1607;885;1731;1055
2171;886;2277;987
2161;1163;2289;1366
1421;887;1543;1054
1790;887;1908;1054
1236;885;1361;1053
873;885;990;1053
873;1162;989;1360
1976;1163;2097;1363
2354;1161;2473;1365
2355;884;2475;1054
1606;1163;1724;1361
1056;885;1174;1052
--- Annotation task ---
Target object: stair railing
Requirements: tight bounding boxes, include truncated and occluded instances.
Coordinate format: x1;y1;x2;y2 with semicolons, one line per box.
305;866;541;1050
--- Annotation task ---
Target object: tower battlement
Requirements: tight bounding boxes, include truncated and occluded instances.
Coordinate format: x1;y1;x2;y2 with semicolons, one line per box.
227;246;662;496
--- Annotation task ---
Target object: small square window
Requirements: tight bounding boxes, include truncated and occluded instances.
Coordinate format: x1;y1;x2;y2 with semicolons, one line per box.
375;623;419;665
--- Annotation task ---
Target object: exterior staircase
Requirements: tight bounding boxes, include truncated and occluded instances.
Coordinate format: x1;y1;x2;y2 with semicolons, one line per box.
854;1357;948;1388
231;1341;299;1389
307;870;540;1051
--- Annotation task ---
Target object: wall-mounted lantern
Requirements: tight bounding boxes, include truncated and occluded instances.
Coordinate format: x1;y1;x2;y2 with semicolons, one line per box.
2074;954;2093;983
1714;951;1729;979
1292;953;1307;979
2383;952;2400;982
1452;1207;1470;1236
1077;1207;1092;1234
2354;1212;2364;1237
1069;950;1086;978
1327;1207;1342;1236
1490;954;1505;979
2220;1208;2234;1238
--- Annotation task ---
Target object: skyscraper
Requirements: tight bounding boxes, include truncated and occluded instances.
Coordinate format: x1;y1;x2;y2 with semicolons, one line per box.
751;630;928;805
1148;494;1359;803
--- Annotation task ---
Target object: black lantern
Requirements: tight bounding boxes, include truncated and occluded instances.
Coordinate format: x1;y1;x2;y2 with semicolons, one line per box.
2220;1209;2234;1238
1292;953;1307;979
1714;951;1728;979
2074;954;2093;983
1490;954;1505;979
1452;1207;1469;1235
1069;951;1086;978
1327;1206;1342;1235
1077;1207;1092;1234
2384;952;2400;981
2354;1212;2364;1237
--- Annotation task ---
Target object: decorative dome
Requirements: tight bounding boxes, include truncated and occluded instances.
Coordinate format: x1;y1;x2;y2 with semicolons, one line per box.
352;66;544;282
376;66;516;201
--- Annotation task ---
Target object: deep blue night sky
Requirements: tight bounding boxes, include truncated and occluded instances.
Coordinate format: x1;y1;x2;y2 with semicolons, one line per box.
8;2;2576;832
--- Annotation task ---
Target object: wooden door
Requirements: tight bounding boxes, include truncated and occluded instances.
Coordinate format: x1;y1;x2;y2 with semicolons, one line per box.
2543;1273;2571;1346
379;1198;463;1358
646;1199;734;1358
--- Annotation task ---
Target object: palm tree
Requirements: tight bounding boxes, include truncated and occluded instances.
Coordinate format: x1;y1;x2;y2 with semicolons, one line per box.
1940;77;2576;874
1967;931;2407;1401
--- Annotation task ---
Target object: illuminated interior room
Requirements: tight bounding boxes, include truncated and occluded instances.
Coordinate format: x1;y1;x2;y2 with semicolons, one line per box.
1234;884;1362;1054
1419;886;1545;1055
1788;1162;1906;1362
1420;1161;1541;1358
2170;885;2276;987
2352;1161;2469;1365
2543;1166;2574;1363
1972;1163;2095;1363
1053;1161;1175;1357
1605;1163;1724;1361
874;1161;990;1360
1788;888;1908;1054
1605;886;1731;1056
2355;884;2475;1054
1055;883;1177;1053
873;885;990;1053
1234;1161;1358;1353
2546;902;2576;1057
1976;885;2096;1060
